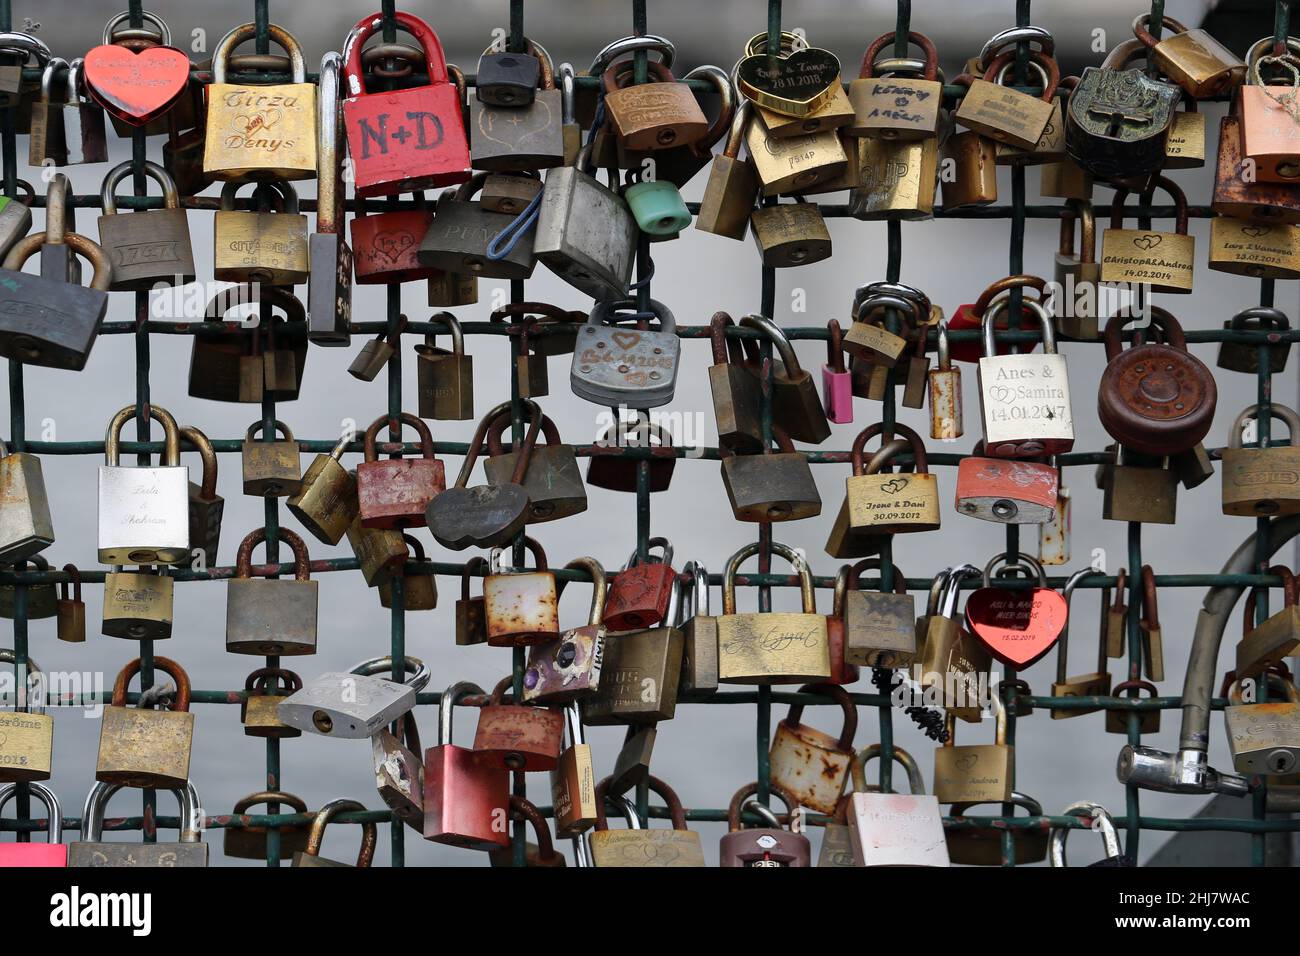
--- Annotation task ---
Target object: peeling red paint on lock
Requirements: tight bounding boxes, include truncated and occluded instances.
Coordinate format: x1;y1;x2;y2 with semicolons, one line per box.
471;698;564;772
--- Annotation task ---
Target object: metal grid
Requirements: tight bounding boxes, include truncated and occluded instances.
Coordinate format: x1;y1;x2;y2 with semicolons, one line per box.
2;0;1299;866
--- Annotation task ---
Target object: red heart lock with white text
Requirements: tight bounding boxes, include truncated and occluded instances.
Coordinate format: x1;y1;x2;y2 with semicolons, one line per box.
965;577;1067;668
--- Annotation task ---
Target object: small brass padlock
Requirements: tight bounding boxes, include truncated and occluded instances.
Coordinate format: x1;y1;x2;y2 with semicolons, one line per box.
241;419;302;498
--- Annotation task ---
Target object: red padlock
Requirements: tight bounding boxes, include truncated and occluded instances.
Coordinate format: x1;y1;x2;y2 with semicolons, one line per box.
472;676;565;772
424;681;510;850
965;553;1067;669
604;538;677;631
341;11;471;197
357;412;446;529
947;274;1047;363
0;783;66;866
955;441;1058;525
350;192;438;284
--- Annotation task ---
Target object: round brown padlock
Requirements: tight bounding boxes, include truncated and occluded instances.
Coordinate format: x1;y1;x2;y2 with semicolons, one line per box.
1097;307;1216;456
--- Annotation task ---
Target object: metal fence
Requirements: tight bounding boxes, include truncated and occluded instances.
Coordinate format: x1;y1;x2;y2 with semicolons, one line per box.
2;0;1298;866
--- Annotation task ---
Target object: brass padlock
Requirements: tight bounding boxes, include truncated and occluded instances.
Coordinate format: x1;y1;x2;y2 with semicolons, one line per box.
1237;570;1300;680
293;799;378;868
695;102;758;239
96;656;195;790
213;180;310;285
347;514;408;587
348;316;405;383
1132;12;1244;99
841;557;916;668
379;533;438;611
746;106;848;195
843;291;918;367
941;130;997;208
954;51;1059;150
585;575;684;725
1209;215;1300;280
1217;306;1291;375
203;22;316;181
1050;568;1112;718
180;425;223;569
241;419;302;498
722;427;821;523
1053;200;1101;340
224;791;309;859
241;668;303;739
56;564;85;643
741;313;831;443
933;698;1014;804
1101;445;1178;524
850;131;939;219
481;171;543;214
1222;404;1300;516
483;408;586;523
1101;177;1195;293
849;31;942;140
843;422;940;535
601;58;708;153
102;566;173;641
1105;679;1160;735
917;565;989;721
0;649;51;782
708;311;763;451
989;55;1068;165
416;312;474;420
749;197;832;268
287;436;358;547
225;527;318;656
1224;671;1300;776
514;317;549;398
740;31;853;138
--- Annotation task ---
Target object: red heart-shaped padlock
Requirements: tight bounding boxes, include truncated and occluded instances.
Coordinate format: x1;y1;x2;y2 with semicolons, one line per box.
83;44;191;125
964;585;1067;668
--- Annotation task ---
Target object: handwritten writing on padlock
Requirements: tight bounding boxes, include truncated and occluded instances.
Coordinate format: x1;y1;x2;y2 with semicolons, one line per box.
570;299;681;408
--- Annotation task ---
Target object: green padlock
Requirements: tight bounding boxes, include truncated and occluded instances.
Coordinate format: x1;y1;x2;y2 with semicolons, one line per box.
625;179;692;237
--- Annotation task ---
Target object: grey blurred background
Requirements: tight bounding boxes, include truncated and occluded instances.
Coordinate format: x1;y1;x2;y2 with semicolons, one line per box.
4;0;1297;866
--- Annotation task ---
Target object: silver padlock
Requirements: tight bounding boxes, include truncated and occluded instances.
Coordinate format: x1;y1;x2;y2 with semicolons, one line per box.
68;779;208;867
97;404;190;565
372;711;424;832
0;437;55;562
571;298;681;409
278;655;430;739
533;144;637;301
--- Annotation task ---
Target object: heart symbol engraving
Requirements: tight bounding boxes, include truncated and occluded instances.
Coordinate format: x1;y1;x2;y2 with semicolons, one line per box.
234;108;283;135
1131;233;1162;250
736;47;841;114
954;754;979;772
611;330;641;351
986;384;1015;405
83;44;190;124
965;585;1068;668
373;231;415;264
1242;224;1271;238
880;477;909;494
476;97;557;149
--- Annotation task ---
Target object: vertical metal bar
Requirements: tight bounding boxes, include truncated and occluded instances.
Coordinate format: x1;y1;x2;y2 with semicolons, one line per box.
254;0;270;54
508;0;525;53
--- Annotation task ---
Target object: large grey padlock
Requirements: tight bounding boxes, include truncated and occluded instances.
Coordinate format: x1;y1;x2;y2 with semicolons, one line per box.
278;656;429;739
97;404;189;565
571;298;680;409
533;144;637;301
95;159;195;291
69;780;208;867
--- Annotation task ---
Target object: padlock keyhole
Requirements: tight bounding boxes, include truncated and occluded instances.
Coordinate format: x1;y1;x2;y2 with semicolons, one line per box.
312;710;333;733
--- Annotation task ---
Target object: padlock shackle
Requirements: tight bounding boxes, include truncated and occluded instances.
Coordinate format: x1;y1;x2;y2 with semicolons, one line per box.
981;551;1049;589
59;563;82;604
100;159;180;215
861;30;939;80
976;26;1056;73
233;526;312;582
1060;199;1096;262
622;536;673;572
592;776;643;831
1131;13;1190;51
971;274;1046;317
1050;800;1123;866
1138;565;1162;631
38;55;67;98
709;311;736;365
940;563;982;618
721;540;815;614
1243;564;1297;635
110;655;191;712
825;319;847;372
850;420;928;475
926;568;953;617
489;534;549;574
315;51;343;234
305;798;376;867
0;30;50;66
851;743;925;795
854;292;923;334
243;418;295;445
362;411;436;462
460;555;488;601
588;34;676;78
101;11;170;46
1102;306;1187;359
219;178;302;214
104;402;181;466
3;229;110;290
725;781;800;831
982;295;1057;355
847;557;907;596
784;682;858;752
486;408;561;456
987;49;1059;102
683;64;735;154
427;311;466;356
0;782;61;844
603;58;678;99
590;297;677;336
740;313;802;375
211;21;306;84
203;284;306;326
1110;175;1189;234
438;680;485;746
1228;306;1290;333
348;656;431;692
245;666;303;695
1056;567;1097;683
558;556;608;626
179;425;219;500
504;794;560;862
1229;402;1300;449
232;789;308;816
452;399;542;489
82;780;202;843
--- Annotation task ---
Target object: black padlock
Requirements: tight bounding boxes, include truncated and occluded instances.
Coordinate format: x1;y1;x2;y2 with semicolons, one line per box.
476;47;541;107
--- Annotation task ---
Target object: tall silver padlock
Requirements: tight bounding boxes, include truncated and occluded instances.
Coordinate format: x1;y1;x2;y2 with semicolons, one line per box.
571;298;680;409
977;296;1074;458
278;656;429;739
533;144;637;301
97;404;189;565
68;780;208;867
0;438;54;562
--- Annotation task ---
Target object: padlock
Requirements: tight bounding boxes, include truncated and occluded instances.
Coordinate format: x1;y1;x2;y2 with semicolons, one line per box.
696;101;758;239
476;41;540;106
56;564;85;643
101;566;173;641
0;555;56;619
1100;445;1178;524
96;656;194;789
1106;679;1161;735
748;196;831;268
991;55;1068;165
849;31;942;140
291;799;377;868
471;40;564;172
95;160;194;291
163;83;209;197
946;791;1048;865
1050;568;1112;718
0;650;51;783
0;782;64;867
203;23;315;181
1097;308;1216;455
571;298;681;409
481;171;543;214
1224;670;1300;775
1210;214;1300;279
1132;12;1244;99
424;680;509;849
455;557;489;647
585;575;685;724
1040;464;1075;564
0;179;32;264
28;56;67;166
602;57;708;153
524;557;607;703
1064;39;1180;180
825;435;910;560
622;64;733;189
484;537;559;646
1138;566;1164;683
941;129;997;208
841;558;916;668
946;273;1047;364
1040;156;1093;200
708;311;764;450
426;400;541;551
604;538;676;632
0;30;46;106
976;295;1073;458
843;291;918;367
955;442;1058;525
0;228;108;371
1222;404;1300;516
1054;200;1101;340
213;180;310;285
241;668;303;739
0;438;54;563
347;316;403;382
843;422;940;534
372;710;424;831
850;128;939;220
742;313;831;443
555;60;582;165
823;567;862;686
97;404;189;565
720;782;810;867
307;51;352;346
917;565;990;721
954;49;1059;150
240;419;301;498
586;417;677;494
473;675;565;771
224;791;309;859
717;541;830;684
1099;176;1195;293
722;427;821;523
187;286;289;403
61;58;109;165
279;655;428;739
377;532;438;611
746;105;848;195
551;703;599;835
844;744;949;867
1049;801;1129;867
351;192;437;284
80;12;189;133
514;317;549;398
1240;50;1300;184
357;412;445;529
1218;306;1291;375
225;527;319;656
768;683;857;814
588;775;704;867
964;552;1067;670
1237;568;1300;679
533;143;637;301
287;436;358;546
416;313;474;420
624;174;692;238
417;172;536;280
675;560;720;698
1213;113;1300;223
933;698;1013;803
819;319;855;424
179;426;222;569
69;780;207;867
1173;440;1216;491
488;795;567;867
1102;569;1128;659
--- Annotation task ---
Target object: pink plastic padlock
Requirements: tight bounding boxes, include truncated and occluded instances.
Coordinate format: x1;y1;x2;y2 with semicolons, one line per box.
822;319;854;424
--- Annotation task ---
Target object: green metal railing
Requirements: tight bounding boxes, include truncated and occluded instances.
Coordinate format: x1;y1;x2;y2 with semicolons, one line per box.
2;0;1299;866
